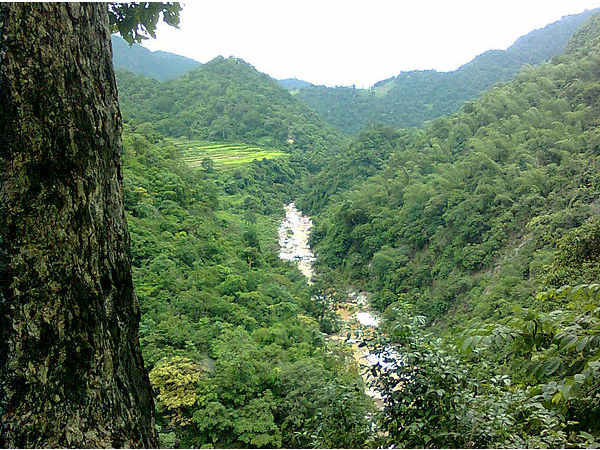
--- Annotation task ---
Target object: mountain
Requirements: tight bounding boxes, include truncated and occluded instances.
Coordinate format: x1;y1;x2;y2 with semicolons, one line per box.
115;56;345;153
112;9;597;136
300;12;600;447
112;36;314;90
294;8;600;134
111;35;201;81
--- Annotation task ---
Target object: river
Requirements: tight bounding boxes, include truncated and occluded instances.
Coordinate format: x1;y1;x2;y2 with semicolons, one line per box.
278;202;388;405
278;203;315;281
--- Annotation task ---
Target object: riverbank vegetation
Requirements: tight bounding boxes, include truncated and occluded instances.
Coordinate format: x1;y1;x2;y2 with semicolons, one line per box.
121;128;372;447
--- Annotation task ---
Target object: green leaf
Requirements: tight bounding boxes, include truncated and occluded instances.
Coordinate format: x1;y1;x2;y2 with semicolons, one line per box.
551;391;563;404
544;358;561;376
576;336;590;352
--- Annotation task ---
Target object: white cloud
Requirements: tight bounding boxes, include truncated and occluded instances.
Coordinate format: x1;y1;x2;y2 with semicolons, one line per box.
142;0;600;87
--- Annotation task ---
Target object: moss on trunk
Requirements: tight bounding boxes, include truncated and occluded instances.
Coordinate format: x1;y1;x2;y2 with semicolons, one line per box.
0;3;157;447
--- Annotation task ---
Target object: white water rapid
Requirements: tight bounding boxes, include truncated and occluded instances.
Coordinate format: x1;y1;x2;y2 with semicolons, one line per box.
278;203;315;281
278;202;395;406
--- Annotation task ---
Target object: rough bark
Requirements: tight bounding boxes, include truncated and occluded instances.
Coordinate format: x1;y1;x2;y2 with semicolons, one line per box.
0;3;157;447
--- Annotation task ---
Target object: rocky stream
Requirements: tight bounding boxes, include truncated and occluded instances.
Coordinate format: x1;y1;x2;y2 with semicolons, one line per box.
278;202;392;405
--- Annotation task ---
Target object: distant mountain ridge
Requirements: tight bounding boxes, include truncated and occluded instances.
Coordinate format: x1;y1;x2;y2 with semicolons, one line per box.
294;8;600;134
277;78;313;90
111;35;201;81
112;8;599;135
112;36;313;89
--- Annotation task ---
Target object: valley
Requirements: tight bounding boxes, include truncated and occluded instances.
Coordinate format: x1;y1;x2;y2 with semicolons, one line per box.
278;203;391;407
115;12;600;447
3;3;600;448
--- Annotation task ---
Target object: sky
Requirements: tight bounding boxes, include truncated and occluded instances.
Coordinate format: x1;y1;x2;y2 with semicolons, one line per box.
143;0;600;88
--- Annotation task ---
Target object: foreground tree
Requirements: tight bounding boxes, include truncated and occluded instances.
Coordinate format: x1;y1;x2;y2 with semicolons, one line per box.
0;3;164;447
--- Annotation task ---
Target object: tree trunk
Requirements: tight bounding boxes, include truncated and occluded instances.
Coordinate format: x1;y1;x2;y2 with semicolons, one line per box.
0;3;157;447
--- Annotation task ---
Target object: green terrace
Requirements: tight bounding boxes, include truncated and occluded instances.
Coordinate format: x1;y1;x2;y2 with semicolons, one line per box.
166;138;287;169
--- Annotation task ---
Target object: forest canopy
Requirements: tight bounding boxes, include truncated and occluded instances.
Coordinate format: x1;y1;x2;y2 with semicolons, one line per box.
114;10;600;448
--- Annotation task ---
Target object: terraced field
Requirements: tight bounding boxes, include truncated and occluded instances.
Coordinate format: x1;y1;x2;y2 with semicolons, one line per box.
167;139;287;169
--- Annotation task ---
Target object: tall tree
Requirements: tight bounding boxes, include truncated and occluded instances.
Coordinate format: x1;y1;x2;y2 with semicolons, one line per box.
0;4;157;447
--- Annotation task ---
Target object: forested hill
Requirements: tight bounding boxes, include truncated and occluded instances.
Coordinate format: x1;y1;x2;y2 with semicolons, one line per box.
305;10;600;315
111;35;201;81
300;13;600;447
116;56;345;154
294;8;600;134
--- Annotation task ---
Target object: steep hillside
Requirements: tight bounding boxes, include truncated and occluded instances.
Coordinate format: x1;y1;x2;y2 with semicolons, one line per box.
116;57;345;154
120;127;371;447
113;9;600;448
303;13;600;447
295;8;599;134
111;35;201;81
308;10;600;322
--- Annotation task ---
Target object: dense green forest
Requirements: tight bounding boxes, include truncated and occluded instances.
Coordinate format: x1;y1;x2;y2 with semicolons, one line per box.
294;9;599;134
108;9;600;449
297;13;600;447
115;57;346;154
121;128;372;447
